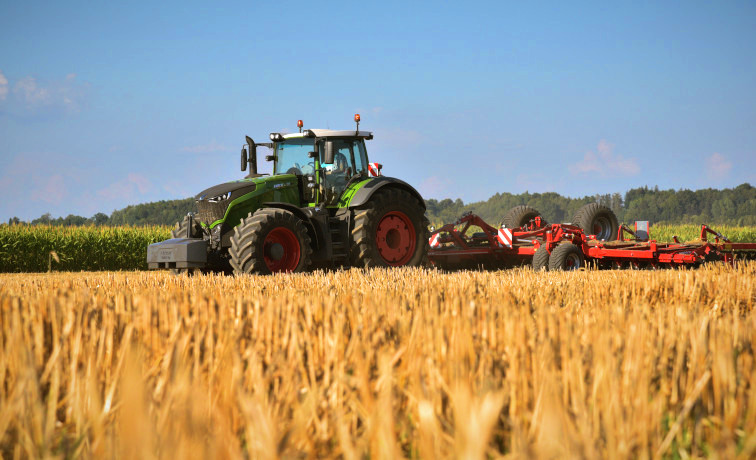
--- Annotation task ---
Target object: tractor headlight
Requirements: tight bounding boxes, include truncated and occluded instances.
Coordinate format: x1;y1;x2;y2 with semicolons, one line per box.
269;133;284;141
208;192;231;203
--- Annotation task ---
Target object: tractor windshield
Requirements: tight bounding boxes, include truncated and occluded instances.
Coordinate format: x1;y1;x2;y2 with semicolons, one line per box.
274;139;316;175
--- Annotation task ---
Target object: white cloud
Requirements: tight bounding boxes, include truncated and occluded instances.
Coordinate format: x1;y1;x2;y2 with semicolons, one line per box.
180;141;230;153
705;153;732;181
96;173;152;201
0;72;88;117
14;76;52;105
0;70;8;101
569;140;640;177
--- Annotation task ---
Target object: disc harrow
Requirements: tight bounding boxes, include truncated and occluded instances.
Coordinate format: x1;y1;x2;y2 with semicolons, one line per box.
428;212;756;270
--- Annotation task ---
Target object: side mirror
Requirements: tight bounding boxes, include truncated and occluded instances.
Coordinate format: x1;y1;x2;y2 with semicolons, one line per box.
324;140;335;164
241;147;248;171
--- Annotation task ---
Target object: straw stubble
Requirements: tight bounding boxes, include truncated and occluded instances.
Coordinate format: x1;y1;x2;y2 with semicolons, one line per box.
0;263;754;459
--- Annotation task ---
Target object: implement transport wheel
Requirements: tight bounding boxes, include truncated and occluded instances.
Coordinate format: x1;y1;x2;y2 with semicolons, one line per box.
532;246;550;271
502;205;547;229
170;215;203;275
549;243;584;271
229;209;312;275
351;188;429;268
572;203;619;241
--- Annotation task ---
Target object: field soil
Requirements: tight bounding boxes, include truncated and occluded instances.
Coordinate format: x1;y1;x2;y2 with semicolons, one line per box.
1;265;755;459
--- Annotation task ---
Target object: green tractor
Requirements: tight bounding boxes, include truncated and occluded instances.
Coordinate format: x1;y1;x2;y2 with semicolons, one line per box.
147;116;429;274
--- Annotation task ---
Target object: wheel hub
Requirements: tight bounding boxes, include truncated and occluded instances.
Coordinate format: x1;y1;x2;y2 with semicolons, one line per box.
375;211;416;266
263;227;301;272
267;243;284;261
593;217;612;240
565;253;582;270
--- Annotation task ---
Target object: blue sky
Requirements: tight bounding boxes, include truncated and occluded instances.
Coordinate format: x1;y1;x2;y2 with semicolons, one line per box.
1;1;755;221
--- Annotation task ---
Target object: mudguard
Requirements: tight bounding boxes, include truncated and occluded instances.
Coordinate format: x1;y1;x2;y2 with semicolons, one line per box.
348;176;426;209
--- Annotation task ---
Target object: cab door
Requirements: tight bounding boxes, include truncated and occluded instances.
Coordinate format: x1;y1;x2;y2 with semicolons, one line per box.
321;139;368;206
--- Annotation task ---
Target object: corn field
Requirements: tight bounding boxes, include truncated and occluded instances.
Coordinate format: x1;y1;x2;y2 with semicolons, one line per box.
649;224;756;244
1;265;754;459
1;223;755;273
0;225;171;272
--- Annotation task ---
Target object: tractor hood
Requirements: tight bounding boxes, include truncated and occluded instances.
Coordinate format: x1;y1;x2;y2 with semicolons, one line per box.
194;180;259;226
195;180;257;201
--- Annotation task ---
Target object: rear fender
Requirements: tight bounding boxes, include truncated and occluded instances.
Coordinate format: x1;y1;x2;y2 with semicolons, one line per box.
347;177;426;209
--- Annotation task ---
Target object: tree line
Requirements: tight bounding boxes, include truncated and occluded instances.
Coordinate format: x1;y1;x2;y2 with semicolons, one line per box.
7;198;195;228
426;183;755;226
6;183;755;227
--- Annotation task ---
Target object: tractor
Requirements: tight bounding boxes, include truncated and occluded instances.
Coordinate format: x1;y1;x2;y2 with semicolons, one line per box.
147;115;429;274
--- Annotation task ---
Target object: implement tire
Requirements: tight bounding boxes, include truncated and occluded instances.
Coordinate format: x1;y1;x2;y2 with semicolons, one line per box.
532;246;550;271
548;243;584;271
229;209;312;275
502;205;547;229
572;203;619;241
351;188;429;268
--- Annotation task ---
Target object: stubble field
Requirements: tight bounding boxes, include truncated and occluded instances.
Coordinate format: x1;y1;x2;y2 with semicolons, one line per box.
1;264;755;459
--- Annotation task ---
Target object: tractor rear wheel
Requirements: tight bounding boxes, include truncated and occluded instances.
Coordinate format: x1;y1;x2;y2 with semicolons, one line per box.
502;205;547;229
548;243;584;271
532;246;550;271
351;188;429;268
170;216;203;275
229;209;312;275
572;203;619;241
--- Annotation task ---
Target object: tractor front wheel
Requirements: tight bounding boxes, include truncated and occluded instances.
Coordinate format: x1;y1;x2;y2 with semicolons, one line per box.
351;188;429;268
229;209;312;275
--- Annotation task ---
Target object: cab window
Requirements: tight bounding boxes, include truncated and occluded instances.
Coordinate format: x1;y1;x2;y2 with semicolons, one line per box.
322;140;353;176
274;139;315;175
351;140;368;174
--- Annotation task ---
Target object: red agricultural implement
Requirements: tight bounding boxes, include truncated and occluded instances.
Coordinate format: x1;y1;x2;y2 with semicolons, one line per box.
427;207;756;271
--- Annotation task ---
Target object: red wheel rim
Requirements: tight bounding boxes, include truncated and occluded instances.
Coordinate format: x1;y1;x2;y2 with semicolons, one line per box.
375;211;416;266
263;227;301;272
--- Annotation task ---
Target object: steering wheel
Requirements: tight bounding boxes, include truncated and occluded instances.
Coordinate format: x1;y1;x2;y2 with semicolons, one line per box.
286;163;303;175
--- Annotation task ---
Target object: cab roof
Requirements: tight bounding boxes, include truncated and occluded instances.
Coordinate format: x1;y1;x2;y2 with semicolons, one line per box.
282;129;373;139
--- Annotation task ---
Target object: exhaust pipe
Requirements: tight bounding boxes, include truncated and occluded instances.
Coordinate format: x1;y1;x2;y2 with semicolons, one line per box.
245;136;257;175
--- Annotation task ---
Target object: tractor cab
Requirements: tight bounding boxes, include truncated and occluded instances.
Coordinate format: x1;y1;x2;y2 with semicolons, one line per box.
265;128;374;206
